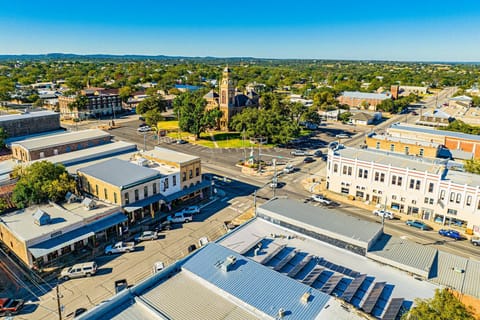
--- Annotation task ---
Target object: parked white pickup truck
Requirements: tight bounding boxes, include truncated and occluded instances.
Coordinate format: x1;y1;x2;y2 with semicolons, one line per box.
104;241;136;255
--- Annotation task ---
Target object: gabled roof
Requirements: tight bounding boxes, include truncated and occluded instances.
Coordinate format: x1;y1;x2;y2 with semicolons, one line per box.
77;158;162;189
351;112;374;121
203;89;219;99
422;109;451;119
449;95;472;102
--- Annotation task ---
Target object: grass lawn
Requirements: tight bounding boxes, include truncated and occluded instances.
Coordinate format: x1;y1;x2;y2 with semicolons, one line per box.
165;130;275;148
157;120;179;130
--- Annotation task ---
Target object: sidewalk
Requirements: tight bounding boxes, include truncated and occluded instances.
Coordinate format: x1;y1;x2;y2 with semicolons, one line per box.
302;179;473;237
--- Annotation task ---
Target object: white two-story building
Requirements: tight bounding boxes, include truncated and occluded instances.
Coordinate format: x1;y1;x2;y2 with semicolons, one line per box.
326;147;480;233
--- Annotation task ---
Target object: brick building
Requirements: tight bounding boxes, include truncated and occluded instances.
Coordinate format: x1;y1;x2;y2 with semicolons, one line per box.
387;123;480;160
11;129;111;162
0;200;124;268
58;87;122;120
0;111;60;138
365;132;441;158
337;91;392;110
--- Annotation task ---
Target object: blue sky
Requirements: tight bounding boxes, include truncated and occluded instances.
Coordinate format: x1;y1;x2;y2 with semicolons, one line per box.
1;0;480;61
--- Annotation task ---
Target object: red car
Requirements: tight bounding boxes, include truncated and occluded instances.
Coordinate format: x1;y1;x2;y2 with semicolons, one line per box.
0;297;24;316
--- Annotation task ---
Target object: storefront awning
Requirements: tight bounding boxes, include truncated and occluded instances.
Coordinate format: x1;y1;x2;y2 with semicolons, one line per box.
29;212;127;258
29;227;94;258
164;180;211;203
89;213;127;233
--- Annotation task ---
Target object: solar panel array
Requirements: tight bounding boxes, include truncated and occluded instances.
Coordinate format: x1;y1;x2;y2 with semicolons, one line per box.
244;239;407;320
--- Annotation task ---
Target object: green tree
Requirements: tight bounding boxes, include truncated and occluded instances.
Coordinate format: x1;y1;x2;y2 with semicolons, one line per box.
136;95;167;115
403;289;475;320
118;86;133;102
440;120;480;135
338;111;352;123
464;159;480;174
0;127;8;149
11;161;76;208
68;95;89;112
173;92;221;138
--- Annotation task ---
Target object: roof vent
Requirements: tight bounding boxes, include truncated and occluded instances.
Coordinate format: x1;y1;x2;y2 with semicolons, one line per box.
65;192;79;203
221;255;237;272
278;308;285;318
33;209;50;226
301;292;311;304
82;197;96;210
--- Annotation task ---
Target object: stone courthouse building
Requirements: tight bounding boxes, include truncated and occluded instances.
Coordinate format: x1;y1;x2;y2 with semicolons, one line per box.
204;66;259;131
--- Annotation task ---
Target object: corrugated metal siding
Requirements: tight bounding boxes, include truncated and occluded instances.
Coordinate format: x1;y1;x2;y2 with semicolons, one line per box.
462;259;480;298
182;243;331;320
142;272;258;320
432;251;468;291
258;198;382;244
367;235;437;276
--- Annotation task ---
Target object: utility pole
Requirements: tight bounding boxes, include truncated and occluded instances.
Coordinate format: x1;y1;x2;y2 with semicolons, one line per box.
242;128;246;164
143;133;147;151
272;159;277;198
56;285;63;320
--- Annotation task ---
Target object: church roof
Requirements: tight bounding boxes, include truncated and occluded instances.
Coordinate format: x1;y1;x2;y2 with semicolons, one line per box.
203;90;219;99
246;90;259;99
223;66;232;73
234;94;253;107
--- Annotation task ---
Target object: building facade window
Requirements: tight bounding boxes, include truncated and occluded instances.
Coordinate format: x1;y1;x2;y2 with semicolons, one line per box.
182;172;186;182
404;146;409;155
392;175;397;185
334;164;338;173
456;193;461;204
104;188;108;200
374;172;379;181
125;193;129;205
114;192;117;204
467;195;472;206
363;170;368;179
348;167;352;176
95;185;99;195
428;183;434;193
144;186;148;198
376;142;380;149
397;176;402;186
195;168;200;177
173;176;177;186
153;183;157;194
409;179;415;189
415;180;420;190
343;166;347;175
189;170;193;179
134;189;139;201
447;208;458;215
419;148;424;157
450;192;455;202
358;169;363;178
390;144;395;152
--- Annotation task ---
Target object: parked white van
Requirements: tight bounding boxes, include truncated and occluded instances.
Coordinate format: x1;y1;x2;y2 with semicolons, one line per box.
60;262;97;280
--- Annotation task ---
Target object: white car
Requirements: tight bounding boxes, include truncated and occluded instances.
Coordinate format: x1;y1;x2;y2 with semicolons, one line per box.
137;126;151;132
283;164;295;174
182;205;200;215
311;194;332;205
373;209;394;220
134;231;158;242
167;212;193;223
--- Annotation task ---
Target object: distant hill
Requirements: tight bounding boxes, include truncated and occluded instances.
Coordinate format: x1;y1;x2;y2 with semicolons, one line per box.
0;53;264;62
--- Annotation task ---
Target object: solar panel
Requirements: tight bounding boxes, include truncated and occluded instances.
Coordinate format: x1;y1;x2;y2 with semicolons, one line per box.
362;282;386;313
320;274;343;295
341;274;367;302
239;236;266;255
287;255;312;278
302;266;325;286
274;249;298;271
258;244;286;265
382;298;404;320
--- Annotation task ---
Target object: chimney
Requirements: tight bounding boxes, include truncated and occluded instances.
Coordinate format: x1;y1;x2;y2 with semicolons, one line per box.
390;85;399;99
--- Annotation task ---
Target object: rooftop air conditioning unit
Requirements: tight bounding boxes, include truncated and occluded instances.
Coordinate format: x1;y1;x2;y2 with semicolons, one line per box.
221;255;237;272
